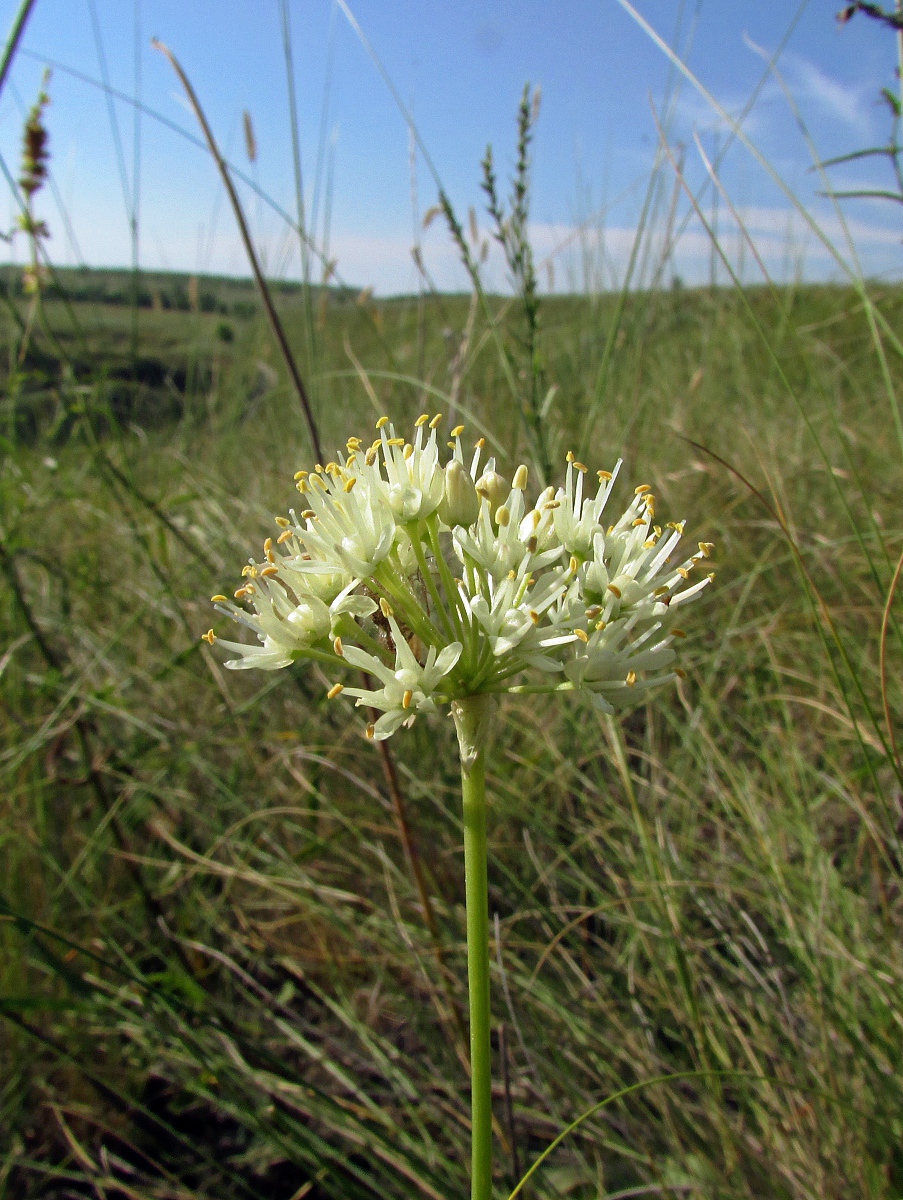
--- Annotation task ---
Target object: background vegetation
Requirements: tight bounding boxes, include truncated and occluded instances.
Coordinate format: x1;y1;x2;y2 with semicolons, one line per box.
2;14;903;1200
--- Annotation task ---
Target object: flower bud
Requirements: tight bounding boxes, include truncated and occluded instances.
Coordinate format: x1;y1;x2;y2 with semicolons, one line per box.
438;459;481;528
475;469;508;520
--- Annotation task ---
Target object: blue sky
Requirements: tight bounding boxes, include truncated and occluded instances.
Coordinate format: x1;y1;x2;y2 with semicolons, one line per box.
0;0;899;293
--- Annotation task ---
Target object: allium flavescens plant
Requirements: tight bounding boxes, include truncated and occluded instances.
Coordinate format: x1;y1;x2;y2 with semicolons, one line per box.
205;414;713;1200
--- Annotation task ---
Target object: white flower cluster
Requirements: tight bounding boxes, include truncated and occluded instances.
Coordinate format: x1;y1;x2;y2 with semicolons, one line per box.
204;415;713;740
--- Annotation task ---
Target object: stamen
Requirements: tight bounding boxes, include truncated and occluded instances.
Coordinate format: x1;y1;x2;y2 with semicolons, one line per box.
632;518;646;527
333;637;344;656
277;529;293;544
403;444;414;459
569;556;578;573
574;628;588;643
366;723;376;739
672;628;686;638
529;610;540;624
573;461;588;473
201;629;216;644
626;671;637;686
402;689;414;709
677;567;691;579
344;476;357;493
376;415;389;428
234;586;252;598
675;668;687;679
327;683;344;699
210;594;228;603
512;464;529;490
495;505;510;527
607;584;622;598
429;413;443;428
597;469;612;481
451;424;465;437
293;470;308;481
261;565;278;577
699;542;714;557
635;484;651;495
415;413;429;427
275;516;290;527
566;450;575;463
379;598;393;618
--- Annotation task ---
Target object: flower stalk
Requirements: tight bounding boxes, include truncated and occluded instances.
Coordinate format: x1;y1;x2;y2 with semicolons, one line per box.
454;694;495;1200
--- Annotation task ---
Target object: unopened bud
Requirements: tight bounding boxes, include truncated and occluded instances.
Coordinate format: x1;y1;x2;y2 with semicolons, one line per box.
475;469;508;520
439;459;480;528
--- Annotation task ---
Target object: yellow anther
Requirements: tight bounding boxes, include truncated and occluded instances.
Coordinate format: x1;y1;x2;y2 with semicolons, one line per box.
301;509;316;519
475;437;485;449
403;443;414;459
672;628;687;638
277;529;293;544
265;550;276;564
597;469;612;481
707;571;716;581
677;566;691;579
566;450;575;463
275;516;290;527
675;668;687;679
241;565;252;577
654;525;662;537
210;594;228;603
512;464;529;490
573;461;588;473
344;476;357;493
387;436;405;447
293;470;308;481
261;565;278;577
507;570;517;580
346;453;357;467
263;537;273;553
327;683;344;700
314;464;324;473
379;598;393;618
574;628;589;643
366;723;376;739
607;584;622;598
626;671;637;686
529;610;540;624
365;449;378;466
595;619;607;631
644;538;656;549
296;480;308;493
402;689;414;709
654;586;670;596
429;413;442;429
451;424;465;438
586;605;602;618
333;637;344;657
569;556;578;573
346;437;362;449
699;541;714;557
447;441;455;448
632;518;646;527
201;629;216;644
635;484;651;495
415;413;429;427
543;500;561;511
248;566;258;578
495;505;510;527
234;586;252;599
376;415;389;428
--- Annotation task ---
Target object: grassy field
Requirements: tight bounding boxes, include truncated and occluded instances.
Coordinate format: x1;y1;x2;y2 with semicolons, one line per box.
1;264;902;1199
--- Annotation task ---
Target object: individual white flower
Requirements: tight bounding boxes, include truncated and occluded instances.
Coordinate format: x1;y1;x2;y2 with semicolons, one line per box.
564;611;679;713
366;415;445;523
460;557;577;676
294;457;396;577
551;456;622;558
213;576;376;671
454;465;563;582
340;616;463;739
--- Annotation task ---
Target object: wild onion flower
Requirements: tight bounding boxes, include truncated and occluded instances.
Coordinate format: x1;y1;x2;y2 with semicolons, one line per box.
206;414;713;728
204;413;713;1200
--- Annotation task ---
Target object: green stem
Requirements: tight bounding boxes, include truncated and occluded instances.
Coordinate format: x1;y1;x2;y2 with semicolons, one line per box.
453;694;495;1200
